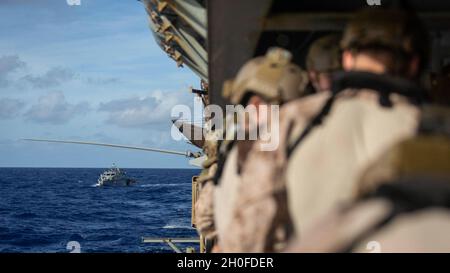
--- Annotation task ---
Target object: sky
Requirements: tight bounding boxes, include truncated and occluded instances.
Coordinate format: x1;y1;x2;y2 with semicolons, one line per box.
0;0;202;168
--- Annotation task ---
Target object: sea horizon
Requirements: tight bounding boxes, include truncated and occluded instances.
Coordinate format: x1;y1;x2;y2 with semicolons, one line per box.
0;167;200;170
0;168;199;253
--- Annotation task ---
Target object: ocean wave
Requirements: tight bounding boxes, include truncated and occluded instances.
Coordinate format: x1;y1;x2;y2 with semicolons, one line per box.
0;168;198;252
163;224;193;229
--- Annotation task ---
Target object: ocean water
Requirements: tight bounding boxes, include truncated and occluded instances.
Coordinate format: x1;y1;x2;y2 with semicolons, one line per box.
0;168;200;253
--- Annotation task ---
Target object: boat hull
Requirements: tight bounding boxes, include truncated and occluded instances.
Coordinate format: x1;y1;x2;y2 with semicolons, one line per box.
97;177;137;187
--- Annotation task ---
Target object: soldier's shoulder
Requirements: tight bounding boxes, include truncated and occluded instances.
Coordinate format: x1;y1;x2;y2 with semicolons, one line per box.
280;92;331;120
278;92;331;143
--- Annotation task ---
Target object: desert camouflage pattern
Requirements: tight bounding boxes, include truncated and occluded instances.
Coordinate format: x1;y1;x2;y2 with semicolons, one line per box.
223;85;421;251
286;199;450;253
216;92;329;252
219;141;289;252
213;146;241;251
285;106;450;252
194;131;220;241
286;89;421;235
351;208;450;253
195;161;218;240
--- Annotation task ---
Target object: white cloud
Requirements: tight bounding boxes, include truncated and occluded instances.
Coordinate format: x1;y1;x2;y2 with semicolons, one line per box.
25;91;90;124
98;90;191;128
21;66;75;88
0;55;76;90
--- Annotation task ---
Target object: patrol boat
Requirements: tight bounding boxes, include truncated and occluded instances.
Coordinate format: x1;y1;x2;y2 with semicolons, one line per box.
96;164;136;187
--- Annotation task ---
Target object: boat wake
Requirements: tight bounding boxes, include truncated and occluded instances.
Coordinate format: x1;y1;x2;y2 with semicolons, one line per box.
163;224;193;229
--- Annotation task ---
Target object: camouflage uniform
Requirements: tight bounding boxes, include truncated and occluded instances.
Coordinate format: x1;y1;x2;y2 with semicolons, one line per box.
220;35;342;252
213;48;309;252
285;85;422;235
284;8;429;237
194;129;221;247
221;142;292;252
225;8;430;250
286;106;450;252
194;150;218;242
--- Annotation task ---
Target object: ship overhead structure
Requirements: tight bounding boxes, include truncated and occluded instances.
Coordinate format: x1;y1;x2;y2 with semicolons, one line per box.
141;0;208;82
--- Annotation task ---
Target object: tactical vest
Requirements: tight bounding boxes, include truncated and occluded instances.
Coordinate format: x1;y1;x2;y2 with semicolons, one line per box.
287;71;427;157
339;105;450;252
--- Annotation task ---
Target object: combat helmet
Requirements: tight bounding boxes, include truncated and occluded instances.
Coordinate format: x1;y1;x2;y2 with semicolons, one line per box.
222;47;309;105
341;8;429;72
306;34;342;72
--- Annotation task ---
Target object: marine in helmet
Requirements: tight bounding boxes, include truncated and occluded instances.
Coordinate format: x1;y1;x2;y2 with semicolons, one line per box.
232;6;430;250
305;34;342;93
283;6;430;241
216;34;342;252
212;47;309;252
